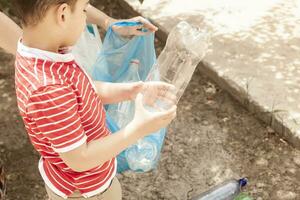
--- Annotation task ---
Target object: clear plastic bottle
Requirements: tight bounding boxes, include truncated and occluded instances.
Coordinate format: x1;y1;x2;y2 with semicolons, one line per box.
107;59;140;129
145;21;210;110
125;21;211;172
125;130;164;172
107;59;163;172
191;178;248;200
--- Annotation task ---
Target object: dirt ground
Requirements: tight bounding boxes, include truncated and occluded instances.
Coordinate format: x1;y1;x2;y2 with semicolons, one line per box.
0;0;300;200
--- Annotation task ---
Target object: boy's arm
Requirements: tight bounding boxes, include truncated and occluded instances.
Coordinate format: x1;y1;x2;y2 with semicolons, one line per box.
60;121;141;172
27;84;176;173
0;12;22;55
94;81;144;104
59;93;177;172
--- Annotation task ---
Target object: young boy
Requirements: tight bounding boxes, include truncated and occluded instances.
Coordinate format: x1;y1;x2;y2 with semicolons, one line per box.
12;0;177;199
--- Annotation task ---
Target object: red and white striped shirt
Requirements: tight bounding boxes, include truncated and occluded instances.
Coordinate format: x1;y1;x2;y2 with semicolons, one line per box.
15;41;116;198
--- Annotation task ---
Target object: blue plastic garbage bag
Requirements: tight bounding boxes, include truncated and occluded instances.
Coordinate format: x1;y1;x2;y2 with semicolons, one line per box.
92;21;155;82
91;21;167;173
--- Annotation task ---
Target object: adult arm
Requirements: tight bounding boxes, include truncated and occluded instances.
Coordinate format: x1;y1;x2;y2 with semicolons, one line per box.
0;12;22;55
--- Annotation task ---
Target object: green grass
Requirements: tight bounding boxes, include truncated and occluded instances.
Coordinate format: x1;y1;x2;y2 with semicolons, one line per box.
234;193;253;200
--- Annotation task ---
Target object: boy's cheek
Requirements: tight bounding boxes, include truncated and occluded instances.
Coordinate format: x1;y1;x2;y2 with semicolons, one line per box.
65;25;85;46
61;12;86;47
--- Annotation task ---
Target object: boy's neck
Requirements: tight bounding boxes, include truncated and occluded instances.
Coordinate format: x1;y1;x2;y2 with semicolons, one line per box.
22;24;62;53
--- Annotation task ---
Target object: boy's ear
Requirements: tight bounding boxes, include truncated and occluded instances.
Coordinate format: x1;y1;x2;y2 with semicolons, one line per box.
56;3;70;26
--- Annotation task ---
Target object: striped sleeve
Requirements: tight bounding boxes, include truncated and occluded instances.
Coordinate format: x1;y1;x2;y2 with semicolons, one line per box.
27;85;87;153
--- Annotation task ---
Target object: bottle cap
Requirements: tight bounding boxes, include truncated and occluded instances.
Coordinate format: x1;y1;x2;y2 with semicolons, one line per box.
238;178;248;188
130;59;140;65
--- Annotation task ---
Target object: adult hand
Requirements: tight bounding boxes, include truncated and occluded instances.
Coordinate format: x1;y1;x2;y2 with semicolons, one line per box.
111;16;158;36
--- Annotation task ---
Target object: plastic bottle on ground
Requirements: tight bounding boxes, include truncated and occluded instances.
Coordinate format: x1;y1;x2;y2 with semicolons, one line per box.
191;178;248;200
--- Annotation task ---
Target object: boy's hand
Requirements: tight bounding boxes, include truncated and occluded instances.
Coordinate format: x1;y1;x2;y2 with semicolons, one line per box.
128;93;177;137
112;16;158;36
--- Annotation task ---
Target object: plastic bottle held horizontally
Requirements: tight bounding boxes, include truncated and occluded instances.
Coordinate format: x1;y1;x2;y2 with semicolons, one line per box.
191;178;248;200
145;21;210;110
107;59;140;129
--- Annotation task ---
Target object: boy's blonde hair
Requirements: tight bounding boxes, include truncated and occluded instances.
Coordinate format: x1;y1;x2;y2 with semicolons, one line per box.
12;0;77;26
